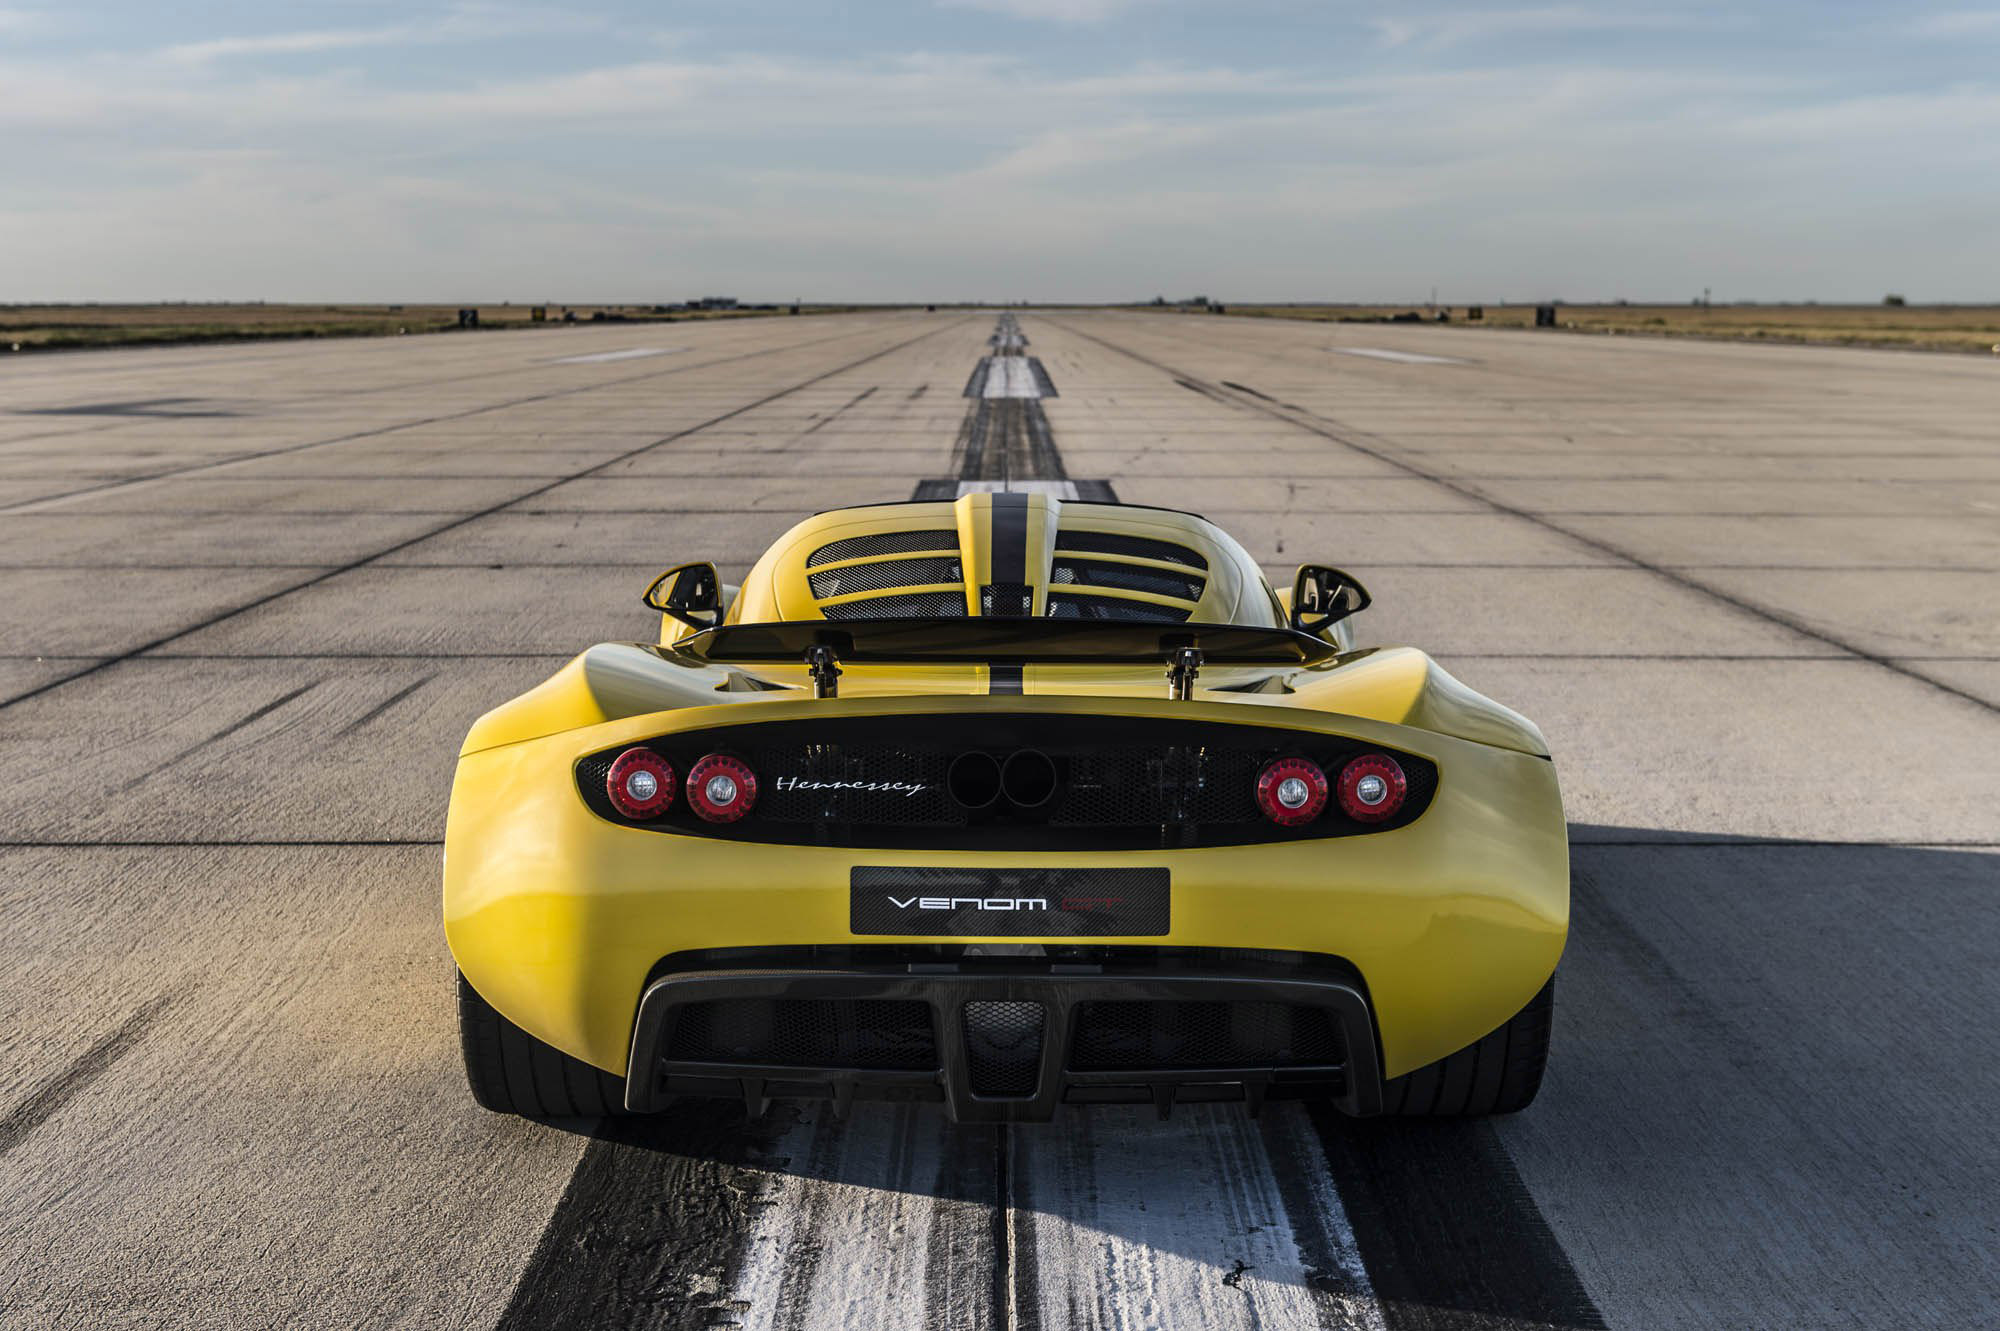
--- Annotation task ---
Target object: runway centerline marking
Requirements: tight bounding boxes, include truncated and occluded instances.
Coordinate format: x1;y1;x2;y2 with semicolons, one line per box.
1330;347;1470;365
546;347;686;364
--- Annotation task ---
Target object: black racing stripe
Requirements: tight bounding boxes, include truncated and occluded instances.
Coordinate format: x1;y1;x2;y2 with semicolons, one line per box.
988;661;1024;694
1307;1110;1607;1329
991;491;1029;585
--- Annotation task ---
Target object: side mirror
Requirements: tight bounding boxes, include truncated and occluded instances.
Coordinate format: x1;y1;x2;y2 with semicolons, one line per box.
1290;565;1370;636
643;561;723;630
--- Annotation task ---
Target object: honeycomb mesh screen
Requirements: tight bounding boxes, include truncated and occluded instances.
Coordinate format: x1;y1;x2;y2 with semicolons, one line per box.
820;590;968;620
1069;1000;1343;1070
1053;530;1208;570
1050;558;1204;601
962;1000;1045;1096
666;998;938;1069
808;556;962;599
808;530;960;567
1047;593;1193;623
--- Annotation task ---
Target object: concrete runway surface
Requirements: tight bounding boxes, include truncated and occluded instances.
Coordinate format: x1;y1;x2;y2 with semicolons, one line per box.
1;310;1996;1330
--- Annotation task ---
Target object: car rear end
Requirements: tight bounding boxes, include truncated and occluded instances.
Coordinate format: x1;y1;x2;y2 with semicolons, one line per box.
444;694;1567;1122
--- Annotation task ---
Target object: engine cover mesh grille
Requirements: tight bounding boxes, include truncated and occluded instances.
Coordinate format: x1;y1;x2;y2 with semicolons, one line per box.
808;530;960;566
809;556;962;599
1052;531;1208;570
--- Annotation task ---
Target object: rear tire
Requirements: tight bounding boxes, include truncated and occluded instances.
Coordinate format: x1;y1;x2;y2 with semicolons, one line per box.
457;970;631;1117
1379;977;1553;1117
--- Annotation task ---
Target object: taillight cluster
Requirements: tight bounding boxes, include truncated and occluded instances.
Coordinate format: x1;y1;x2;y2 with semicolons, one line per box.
1255;753;1407;826
607;749;675;819
606;748;757;823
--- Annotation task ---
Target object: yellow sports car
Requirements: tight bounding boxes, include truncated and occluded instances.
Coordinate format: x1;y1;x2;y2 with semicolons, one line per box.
445;493;1567;1122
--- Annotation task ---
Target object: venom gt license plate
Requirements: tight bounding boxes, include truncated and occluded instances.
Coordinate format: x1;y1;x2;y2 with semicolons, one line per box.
850;867;1170;937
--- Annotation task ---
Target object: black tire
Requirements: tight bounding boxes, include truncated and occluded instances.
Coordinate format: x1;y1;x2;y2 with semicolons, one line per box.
1379;977;1553;1117
457;970;632;1117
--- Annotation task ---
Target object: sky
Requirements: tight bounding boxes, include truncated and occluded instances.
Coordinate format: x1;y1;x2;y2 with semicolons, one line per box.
2;1;1996;304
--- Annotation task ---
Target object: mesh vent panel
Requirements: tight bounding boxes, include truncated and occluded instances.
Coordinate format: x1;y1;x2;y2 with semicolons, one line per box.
667;998;937;1069
1051;558;1204;601
1069;1001;1343;1070
808;530;959;566
1047;593;1192;623
1054;531;1208;570
821;591;967;620
963;1001;1045;1096
809;556;962;599
578;715;1441;850
1051;745;1264;826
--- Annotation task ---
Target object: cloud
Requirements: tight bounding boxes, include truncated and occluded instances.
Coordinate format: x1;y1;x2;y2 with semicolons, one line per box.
1;9;1993;302
1371;5;1728;48
157;3;605;63
0;5;58;33
1908;10;2000;37
161;26;423;63
936;0;1158;25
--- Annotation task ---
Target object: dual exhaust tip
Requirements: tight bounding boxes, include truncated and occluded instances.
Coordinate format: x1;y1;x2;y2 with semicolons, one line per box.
947;749;1057;810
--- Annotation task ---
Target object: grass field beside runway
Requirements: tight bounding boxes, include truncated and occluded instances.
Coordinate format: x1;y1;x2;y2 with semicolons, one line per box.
0;301;843;352
1218;301;2000;353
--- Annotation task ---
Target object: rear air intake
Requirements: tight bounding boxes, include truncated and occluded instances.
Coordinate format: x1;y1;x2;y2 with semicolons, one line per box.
962;1001;1045;1096
1052;530;1207;570
807;530;960;566
1046;593;1192;623
821;591;967;620
807;556;962;599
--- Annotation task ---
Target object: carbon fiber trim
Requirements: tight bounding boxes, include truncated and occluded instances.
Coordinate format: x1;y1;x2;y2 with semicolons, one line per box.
850;866;1170;936
807;530;959;566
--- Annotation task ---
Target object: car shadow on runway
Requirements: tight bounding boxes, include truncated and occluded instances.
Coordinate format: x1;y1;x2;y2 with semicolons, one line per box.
494;825;2000;1331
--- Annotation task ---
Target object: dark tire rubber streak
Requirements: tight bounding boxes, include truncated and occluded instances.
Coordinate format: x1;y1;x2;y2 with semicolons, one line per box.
1048;316;1999;718
0;988;180;1160
0;319;969;710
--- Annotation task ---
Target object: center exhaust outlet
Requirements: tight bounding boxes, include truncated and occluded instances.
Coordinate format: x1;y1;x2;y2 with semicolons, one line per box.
1000;749;1059;808
947;751;1003;809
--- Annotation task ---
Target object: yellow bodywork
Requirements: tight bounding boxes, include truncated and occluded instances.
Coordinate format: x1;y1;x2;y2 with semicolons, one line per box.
444;495;1568;1085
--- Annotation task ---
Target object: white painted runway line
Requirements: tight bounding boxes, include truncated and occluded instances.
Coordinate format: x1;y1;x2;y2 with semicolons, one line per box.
1330;347;1469;365
546;347;685;364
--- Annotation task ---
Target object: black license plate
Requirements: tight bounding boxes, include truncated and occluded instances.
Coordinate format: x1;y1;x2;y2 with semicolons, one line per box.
850;867;1170;937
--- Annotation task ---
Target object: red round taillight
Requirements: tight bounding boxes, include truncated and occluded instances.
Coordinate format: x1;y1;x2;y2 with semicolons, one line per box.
1338;754;1406;823
606;748;675;819
687;754;757;823
1256;757;1327;826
